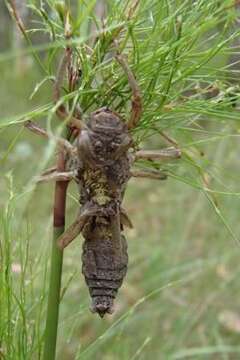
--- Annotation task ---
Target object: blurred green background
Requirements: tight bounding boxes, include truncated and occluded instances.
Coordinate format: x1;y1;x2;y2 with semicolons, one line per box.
2;1;240;359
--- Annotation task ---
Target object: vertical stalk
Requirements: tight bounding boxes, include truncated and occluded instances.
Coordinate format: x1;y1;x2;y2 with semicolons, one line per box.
43;151;68;360
43;9;74;358
43;10;75;358
8;2;74;359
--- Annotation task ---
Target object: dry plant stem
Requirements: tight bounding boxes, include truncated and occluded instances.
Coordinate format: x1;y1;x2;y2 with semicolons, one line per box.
7;0;46;73
53;54;69;105
8;0;25;35
115;48;142;129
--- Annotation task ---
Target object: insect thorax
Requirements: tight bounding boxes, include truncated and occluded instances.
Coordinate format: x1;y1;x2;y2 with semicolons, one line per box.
77;108;132;207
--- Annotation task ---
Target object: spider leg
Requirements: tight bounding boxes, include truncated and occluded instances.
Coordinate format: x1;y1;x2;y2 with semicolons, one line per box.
115;45;142;129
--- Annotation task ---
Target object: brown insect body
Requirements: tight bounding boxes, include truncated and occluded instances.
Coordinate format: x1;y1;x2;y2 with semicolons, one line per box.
76;108;132;317
82;225;128;317
25;41;181;318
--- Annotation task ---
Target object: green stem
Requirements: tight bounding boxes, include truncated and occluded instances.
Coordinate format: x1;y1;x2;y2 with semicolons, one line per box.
43;7;73;355
42;227;64;360
43;152;68;360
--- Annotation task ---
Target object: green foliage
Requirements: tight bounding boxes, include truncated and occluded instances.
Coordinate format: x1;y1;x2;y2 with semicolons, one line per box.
2;0;240;359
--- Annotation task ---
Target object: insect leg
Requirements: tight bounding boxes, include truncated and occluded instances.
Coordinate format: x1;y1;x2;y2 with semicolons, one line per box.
54;50;83;131
134;147;181;162
115;45;142;129
57;214;88;250
25;120;75;154
35;170;77;183
24;120;49;138
58;204;103;249
120;207;133;229
25;120;80;183
40;166;57;175
130;168;168;180
131;147;181;180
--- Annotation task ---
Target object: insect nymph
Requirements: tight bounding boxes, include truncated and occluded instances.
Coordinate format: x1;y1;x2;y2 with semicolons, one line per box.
63;109;132;316
26;48;181;317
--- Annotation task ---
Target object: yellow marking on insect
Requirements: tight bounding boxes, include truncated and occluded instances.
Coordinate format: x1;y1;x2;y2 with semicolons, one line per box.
92;185;111;205
93;194;111;205
83;168;112;205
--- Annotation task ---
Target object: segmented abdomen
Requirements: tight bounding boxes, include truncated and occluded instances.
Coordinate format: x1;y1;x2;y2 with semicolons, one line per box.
82;221;128;317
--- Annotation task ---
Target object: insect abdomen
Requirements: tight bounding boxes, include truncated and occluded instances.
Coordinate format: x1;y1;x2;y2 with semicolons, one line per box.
82;223;128;318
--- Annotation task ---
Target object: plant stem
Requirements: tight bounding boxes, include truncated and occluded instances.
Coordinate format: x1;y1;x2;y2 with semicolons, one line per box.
43;150;68;360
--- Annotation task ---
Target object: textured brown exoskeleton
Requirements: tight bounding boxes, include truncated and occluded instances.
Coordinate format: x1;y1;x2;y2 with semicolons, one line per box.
70;108;132;317
25;48;181;317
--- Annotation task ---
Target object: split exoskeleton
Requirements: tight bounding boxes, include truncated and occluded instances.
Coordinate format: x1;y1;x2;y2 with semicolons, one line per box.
26;46;181;318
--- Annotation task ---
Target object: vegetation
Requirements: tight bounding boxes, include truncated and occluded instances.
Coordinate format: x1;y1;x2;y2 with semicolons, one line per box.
1;0;240;359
